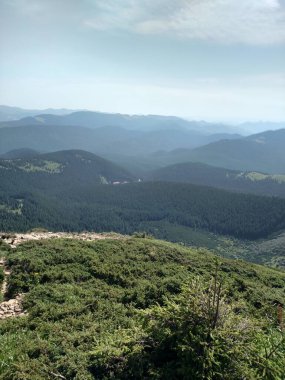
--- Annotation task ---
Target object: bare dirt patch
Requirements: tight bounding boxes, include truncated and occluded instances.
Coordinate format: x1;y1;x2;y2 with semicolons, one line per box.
0;258;26;320
1;231;125;248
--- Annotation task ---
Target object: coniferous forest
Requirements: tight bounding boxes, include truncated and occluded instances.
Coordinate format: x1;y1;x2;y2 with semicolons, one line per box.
1;180;285;239
1;0;285;378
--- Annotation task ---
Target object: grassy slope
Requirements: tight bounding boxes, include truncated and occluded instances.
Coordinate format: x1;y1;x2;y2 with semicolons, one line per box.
0;237;284;379
215;232;285;269
140;221;285;270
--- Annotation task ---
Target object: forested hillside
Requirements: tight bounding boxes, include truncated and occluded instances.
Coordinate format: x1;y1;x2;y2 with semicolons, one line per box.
2;0;285;378
216;231;285;270
0;150;135;192
148;162;285;198
0;237;284;379
1;178;285;239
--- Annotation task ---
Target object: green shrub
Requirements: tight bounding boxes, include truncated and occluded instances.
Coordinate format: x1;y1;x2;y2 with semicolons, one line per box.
0;238;284;379
91;276;285;379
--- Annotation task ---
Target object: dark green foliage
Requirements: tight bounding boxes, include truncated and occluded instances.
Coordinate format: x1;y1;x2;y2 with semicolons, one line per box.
0;238;285;379
0;149;135;191
0;267;3;291
98;277;285;380
2;150;285;240
216;232;285;271
147;162;285;198
1;170;285;239
0;240;10;258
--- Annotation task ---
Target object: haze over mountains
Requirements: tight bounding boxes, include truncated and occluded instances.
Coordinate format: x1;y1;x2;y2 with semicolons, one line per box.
0;123;241;158
0;105;78;122
0;106;236;132
2;114;285;379
1;107;285;176
0;108;243;158
150;129;285;174
1;107;285;248
2;0;285;376
1;105;285;266
1;105;284;133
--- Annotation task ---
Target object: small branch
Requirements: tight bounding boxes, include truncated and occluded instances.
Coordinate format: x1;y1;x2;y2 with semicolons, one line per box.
50;372;66;379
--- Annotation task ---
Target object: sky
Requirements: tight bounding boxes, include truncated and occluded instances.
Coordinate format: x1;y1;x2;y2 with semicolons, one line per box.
0;0;285;122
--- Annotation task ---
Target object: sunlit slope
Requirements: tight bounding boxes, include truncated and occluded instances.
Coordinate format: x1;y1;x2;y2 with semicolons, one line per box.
0;237;284;379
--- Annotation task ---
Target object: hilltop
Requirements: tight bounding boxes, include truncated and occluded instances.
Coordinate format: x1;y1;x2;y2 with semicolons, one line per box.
152;129;285;174
0;149;135;192
147;161;285;198
0;109;240;134
0;105;77;122
0;236;284;379
0;148;40;159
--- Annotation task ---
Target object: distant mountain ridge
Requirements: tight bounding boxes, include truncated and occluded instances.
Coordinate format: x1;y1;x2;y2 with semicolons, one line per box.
0;105;79;122
2;106;284;133
1;108;285;176
150;129;285;174
0;148;40;159
0;109;242;135
0;117;241;157
238;121;285;134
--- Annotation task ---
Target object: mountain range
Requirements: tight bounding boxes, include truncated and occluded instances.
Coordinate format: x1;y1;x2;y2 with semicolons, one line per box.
148;129;285;174
1;149;285;241
1;108;285;187
0;112;242;157
0;105;78;122
0;150;135;194
0;107;242;134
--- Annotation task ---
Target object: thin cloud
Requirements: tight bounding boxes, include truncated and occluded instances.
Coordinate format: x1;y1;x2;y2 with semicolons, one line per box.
3;0;285;44
84;0;285;45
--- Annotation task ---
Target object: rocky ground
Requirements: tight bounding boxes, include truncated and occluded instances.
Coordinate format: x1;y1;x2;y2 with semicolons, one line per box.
0;294;26;320
0;231;124;248
0;258;26;320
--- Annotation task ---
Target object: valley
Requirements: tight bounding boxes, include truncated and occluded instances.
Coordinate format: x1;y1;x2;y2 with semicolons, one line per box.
147;161;285;198
1;108;285;379
2;1;285;377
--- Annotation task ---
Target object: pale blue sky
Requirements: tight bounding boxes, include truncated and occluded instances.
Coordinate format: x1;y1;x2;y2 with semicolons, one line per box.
0;0;285;122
